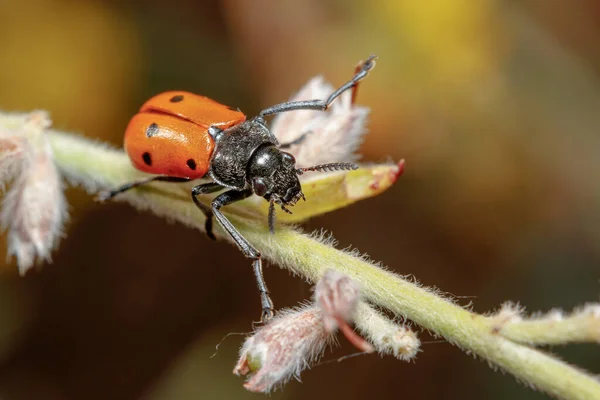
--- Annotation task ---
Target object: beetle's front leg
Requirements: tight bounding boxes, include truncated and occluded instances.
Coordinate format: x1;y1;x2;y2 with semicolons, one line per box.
211;189;274;322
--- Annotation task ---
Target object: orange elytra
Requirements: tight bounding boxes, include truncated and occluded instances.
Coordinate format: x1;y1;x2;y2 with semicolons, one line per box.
124;91;246;179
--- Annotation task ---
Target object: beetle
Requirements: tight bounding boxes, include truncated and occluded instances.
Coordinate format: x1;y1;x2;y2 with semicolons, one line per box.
100;55;376;321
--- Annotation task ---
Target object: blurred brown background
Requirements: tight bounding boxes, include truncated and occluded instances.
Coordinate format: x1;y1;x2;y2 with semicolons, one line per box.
0;0;599;399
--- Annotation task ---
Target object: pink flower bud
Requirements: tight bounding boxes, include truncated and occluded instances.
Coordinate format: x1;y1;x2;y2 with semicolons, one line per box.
234;307;330;393
0;111;67;274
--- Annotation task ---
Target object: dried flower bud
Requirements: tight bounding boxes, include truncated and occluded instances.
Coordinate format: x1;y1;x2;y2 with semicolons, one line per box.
234;307;330;393
270;77;369;169
0;111;67;274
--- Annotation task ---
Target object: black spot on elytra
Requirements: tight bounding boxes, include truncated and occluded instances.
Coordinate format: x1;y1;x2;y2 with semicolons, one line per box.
142;152;152;166
170;95;184;103
186;159;197;170
146;123;159;138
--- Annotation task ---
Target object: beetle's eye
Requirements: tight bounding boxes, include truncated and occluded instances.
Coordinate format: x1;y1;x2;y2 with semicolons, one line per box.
253;178;268;196
282;152;296;165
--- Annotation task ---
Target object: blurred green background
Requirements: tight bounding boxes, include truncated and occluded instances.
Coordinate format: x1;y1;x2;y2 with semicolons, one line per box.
0;0;599;399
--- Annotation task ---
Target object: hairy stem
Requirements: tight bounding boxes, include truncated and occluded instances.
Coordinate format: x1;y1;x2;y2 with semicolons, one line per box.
47;129;600;400
495;306;600;345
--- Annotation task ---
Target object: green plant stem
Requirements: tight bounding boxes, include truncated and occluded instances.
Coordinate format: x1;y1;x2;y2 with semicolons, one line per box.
46;130;600;400
251;228;599;400
498;311;600;345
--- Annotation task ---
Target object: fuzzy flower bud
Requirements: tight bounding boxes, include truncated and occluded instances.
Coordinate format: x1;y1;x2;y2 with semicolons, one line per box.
315;269;374;352
0;111;67;274
233;307;330;393
234;271;373;392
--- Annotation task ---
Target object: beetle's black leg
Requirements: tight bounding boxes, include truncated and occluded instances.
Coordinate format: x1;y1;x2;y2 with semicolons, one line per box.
191;182;225;240
259;55;377;117
212;189;274;321
97;176;191;202
252;259;273;323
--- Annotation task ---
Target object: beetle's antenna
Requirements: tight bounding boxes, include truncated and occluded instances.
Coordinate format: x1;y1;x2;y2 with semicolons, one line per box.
268;198;276;234
296;162;358;175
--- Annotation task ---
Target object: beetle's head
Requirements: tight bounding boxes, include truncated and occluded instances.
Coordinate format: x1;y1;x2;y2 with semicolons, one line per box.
248;145;304;208
248;145;358;234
